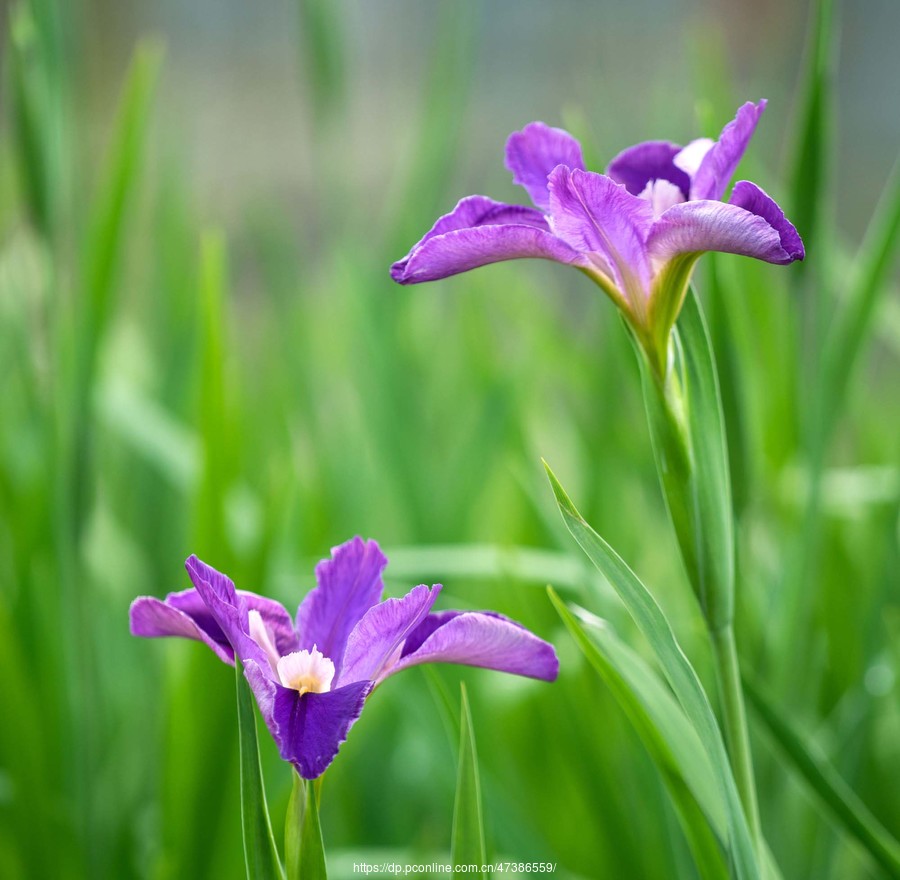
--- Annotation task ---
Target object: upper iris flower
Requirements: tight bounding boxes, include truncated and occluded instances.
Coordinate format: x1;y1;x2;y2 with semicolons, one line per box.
130;537;558;779
391;100;803;376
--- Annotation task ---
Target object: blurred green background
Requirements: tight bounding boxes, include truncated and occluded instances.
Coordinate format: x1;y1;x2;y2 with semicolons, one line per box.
0;0;898;878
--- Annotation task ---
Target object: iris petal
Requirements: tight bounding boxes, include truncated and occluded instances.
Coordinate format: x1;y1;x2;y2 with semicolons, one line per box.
296;537;387;678
390;195;579;284
547;167;655;295
337;583;442;686
607;140;691;199
386;610;559;682
505;122;586;211
129;593;234;664
647;188;803;266
690;100;766;201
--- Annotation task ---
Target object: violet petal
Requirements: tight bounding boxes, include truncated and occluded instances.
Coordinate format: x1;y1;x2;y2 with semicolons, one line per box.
129;593;235;664
547;167;654;291
184;555;274;674
296;537;387;676
271;680;372;779
386;610;559;682
647;194;803;266
337;583;442;687
690;100;766;201
505;122;585;211
391;196;579;284
728;180;805;261
606;140;691;199
391;223;583;284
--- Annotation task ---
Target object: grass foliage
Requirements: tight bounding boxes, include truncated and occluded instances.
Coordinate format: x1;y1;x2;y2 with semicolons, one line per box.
0;0;898;877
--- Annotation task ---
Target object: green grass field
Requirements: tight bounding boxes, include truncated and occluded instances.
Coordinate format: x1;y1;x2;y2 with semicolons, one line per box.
1;1;899;878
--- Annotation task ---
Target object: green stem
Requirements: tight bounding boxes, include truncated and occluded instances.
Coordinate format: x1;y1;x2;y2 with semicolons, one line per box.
711;624;761;852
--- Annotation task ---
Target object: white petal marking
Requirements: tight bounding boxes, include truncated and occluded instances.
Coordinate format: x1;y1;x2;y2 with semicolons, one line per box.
277;647;335;695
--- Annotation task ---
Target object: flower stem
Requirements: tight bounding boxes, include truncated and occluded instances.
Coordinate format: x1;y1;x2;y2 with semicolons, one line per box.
711;623;762;851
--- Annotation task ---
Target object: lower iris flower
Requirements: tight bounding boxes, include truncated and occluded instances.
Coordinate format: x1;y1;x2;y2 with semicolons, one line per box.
391;100;803;376
130;537;559;778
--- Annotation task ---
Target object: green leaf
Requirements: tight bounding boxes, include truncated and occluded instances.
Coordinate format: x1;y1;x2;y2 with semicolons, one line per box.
196;230;234;557
635;288;735;632
285;774;328;880
543;463;760;880
8;2;54;236
451;683;485;876
549;589;728;879
788;0;837;255
81;39;164;351
235;663;285;880
744;673;900;879
822;153;900;434
295;0;345;122
64;39;163;530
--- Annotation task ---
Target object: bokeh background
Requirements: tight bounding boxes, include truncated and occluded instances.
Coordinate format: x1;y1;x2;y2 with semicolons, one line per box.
1;1;898;878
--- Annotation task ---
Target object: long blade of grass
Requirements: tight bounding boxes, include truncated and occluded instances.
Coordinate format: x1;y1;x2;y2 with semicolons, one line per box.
788;0;837;255
295;0;345;123
236;663;285;880
451;683;486;877
80;39;164;377
821;153;900;433
285;774;327;880
744;673;900;879
8;2;54;236
549;589;728;879
543;463;761;880
196;230;233;557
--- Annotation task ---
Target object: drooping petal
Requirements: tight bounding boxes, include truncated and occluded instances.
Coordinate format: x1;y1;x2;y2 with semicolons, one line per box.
690;100;766;201
606;140;691;199
728;180;805;261
129;592;234;664
505;122;585;211
547;167;654;293
296;537;388;677
647;187;804;266
385;610;559;682
337;583;442;687
391;196;581;284
270;680;372;779
242;659;369;779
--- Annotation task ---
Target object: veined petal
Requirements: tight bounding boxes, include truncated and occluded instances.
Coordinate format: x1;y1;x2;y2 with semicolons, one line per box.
400;195;549;251
505;122;585;211
547;167;654;294
647;187;804;266
296;537;387;678
391;196;580;284
242;659;370;779
728;180;805;261
386;610;559;682
690;100;766;201
129;592;234;664
607;140;690;199
184;555;275;674
337;583;442;687
270;680;372;779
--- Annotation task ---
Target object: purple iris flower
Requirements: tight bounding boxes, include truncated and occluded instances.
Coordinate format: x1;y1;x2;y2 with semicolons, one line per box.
130;537;558;779
391;101;803;374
